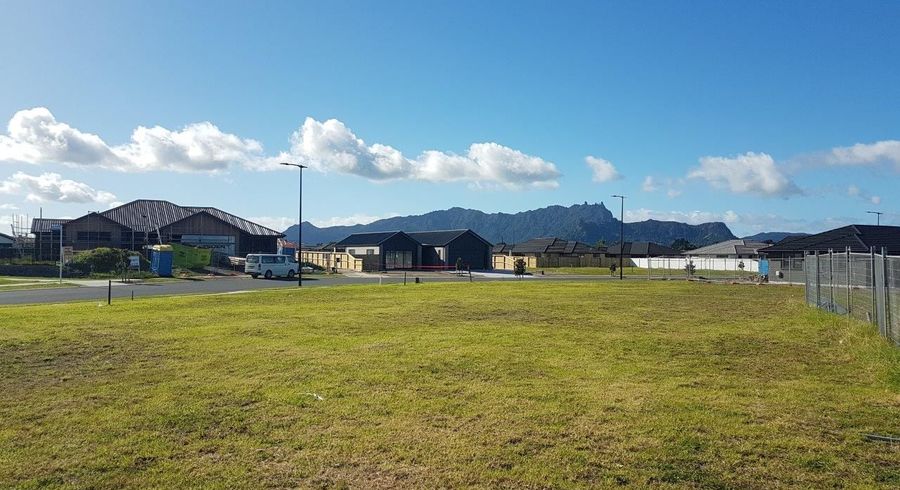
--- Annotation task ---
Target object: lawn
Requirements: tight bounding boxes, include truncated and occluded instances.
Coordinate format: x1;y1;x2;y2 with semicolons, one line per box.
539;266;756;279
0;281;898;488
0;277;78;290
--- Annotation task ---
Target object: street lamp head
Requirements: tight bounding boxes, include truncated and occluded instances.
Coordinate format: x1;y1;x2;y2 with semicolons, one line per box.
611;194;625;199
280;162;308;169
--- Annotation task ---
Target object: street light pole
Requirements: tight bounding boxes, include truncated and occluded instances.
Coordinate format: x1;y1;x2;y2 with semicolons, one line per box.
281;162;308;287
866;210;883;226
612;195;626;280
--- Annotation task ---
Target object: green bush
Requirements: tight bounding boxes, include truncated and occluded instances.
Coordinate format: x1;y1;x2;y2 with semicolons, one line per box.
70;248;149;274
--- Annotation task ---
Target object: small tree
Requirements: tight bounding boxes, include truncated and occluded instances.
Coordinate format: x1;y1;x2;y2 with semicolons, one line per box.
455;257;464;272
738;260;745;272
684;259;696;276
513;258;526;278
609;263;617;276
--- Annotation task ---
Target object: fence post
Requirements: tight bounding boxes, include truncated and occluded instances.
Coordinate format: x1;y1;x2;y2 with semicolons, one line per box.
871;247;876;324
814;251;820;307
829;249;834;310
846;246;851;315
881;247;890;338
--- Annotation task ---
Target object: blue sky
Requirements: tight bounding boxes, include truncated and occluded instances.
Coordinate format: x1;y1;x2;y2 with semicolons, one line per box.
1;0;898;236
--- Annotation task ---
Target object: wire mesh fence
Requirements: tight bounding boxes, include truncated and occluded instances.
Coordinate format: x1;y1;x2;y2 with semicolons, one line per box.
805;248;898;345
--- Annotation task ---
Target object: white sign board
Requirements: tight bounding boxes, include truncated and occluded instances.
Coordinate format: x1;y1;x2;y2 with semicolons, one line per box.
129;255;141;269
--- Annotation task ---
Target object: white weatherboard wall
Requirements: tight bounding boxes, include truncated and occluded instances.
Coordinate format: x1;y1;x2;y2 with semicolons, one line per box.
631;257;760;273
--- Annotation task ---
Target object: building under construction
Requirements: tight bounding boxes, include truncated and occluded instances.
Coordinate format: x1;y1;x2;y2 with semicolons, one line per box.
31;199;284;261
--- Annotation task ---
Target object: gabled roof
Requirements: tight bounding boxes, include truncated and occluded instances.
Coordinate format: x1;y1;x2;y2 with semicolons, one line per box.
607;241;679;256
407;229;492;247
0;232;15;241
186;207;283;237
102;199;195;232
30;218;70;233
685;239;769;256
30;200;283;237
492;242;513;254
760;224;900;255
512;237;603;255
335;231;409;247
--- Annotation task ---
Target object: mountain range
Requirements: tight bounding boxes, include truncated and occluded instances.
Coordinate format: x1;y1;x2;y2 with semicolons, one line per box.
284;202;743;247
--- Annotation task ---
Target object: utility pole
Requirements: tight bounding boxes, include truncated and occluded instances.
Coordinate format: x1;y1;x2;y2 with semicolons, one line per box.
280;162;308;287
866;210;883;226
612;194;626;280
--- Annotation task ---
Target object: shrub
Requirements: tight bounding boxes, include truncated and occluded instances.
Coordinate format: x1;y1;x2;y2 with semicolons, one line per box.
70;248;149;274
513;258;526;277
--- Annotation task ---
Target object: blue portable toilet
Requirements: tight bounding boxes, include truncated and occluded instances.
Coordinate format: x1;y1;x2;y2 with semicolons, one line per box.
758;259;769;279
150;245;174;277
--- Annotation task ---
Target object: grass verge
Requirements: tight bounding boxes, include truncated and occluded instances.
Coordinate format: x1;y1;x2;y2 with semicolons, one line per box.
0;281;897;487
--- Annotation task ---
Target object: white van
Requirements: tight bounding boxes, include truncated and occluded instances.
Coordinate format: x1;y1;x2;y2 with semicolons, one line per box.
245;254;298;279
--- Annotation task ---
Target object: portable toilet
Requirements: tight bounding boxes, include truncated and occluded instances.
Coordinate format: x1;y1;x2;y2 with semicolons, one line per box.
150;245;174;277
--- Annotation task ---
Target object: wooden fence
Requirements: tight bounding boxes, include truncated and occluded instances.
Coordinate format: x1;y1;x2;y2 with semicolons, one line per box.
300;251;364;272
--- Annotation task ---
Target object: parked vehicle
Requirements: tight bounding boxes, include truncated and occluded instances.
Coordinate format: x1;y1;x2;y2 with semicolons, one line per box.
244;254;298;279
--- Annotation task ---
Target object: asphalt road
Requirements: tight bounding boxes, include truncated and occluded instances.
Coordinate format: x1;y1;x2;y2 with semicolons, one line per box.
0;272;601;306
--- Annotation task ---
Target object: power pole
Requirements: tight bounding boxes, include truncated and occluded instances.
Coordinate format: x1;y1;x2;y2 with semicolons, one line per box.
612;195;626;280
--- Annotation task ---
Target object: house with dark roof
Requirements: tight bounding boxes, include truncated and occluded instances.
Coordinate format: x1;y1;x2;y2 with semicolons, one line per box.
508;237;605;257
685;239;769;258
0;231;14;248
31;199;283;260
407;229;492;270
759;224;900;258
333;231;421;271
606;241;679;258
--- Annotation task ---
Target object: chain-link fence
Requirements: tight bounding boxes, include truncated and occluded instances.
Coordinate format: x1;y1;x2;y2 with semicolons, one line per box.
805;248;898;345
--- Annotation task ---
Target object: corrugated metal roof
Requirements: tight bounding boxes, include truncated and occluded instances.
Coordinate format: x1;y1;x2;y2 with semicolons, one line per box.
102;200;194;232
335;231;405;247
30;218;70;233
187;207;282;237
32;200;283;237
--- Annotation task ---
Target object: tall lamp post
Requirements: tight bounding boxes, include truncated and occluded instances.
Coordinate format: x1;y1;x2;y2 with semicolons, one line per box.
866;210;883;226
281;162;307;287
612;194;626;280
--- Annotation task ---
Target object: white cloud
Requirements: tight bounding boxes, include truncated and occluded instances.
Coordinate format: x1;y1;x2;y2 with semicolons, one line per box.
688;152;800;197
0;203;18;210
847;184;882;205
666;189;682;198
584;156;621;183
281;118;561;188
0;107;263;173
310;212;401;228
625;208;740;225
0;172;117;204
0;108;560;188
641;176;658;192
828;140;900;170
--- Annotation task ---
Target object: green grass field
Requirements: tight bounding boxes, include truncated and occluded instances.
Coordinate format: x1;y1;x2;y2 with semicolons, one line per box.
539;266;756;279
1;281;898;488
0;277;77;290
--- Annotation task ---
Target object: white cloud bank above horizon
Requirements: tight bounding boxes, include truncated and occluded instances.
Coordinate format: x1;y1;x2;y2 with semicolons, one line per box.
827;140;900;170
0;108;561;189
687;152;800;197
0;171;117;204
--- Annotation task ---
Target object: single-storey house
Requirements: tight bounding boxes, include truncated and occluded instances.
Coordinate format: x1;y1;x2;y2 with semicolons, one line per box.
508;237;605;258
32;199;283;261
685;239;769;258
333;231;421;271
408;229;493;270
759;224;900;258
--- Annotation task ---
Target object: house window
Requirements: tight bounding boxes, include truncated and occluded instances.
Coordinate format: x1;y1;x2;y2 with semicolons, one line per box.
366;249;375;255
76;231;112;241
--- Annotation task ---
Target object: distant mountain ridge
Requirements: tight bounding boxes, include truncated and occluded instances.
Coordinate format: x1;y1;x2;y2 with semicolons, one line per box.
284;202;739;248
